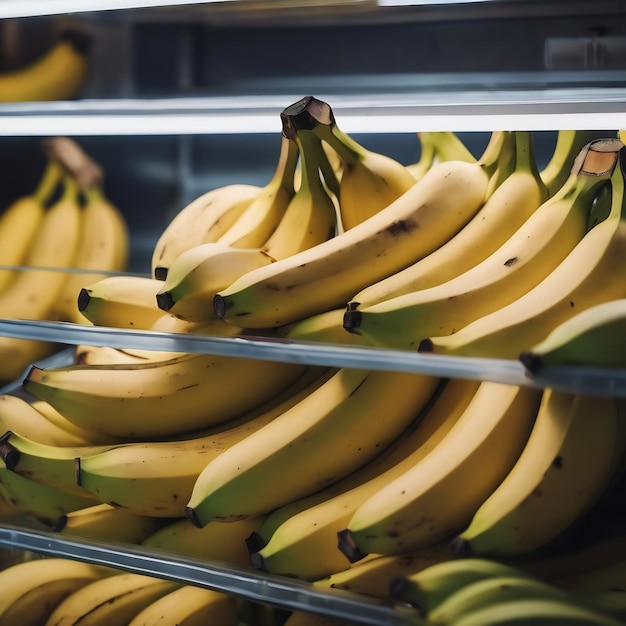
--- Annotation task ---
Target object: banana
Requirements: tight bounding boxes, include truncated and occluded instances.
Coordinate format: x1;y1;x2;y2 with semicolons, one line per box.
151;183;261;280
127;585;238;626
453;390;621;559
0;430;113;497
0;394;102;447
45;572;180;626
0;30;91;102
154;243;274;322
0;557;105;626
0;173;84;382
213;130;505;328
76;274;168;329
278;307;369;346
346;137;621;349
446;597;622;626
422;150;626;359
73;343;170;365
406;131;439;180
347;130;546;309
0;158;62;293
427;131;477;164
74;367;333;517
388;557;528;613
29;399;121;446
54;503;166;544
541;130;600;197
428;574;603;625
250;377;480;581
0;462;99;527
285;96;416;229
53;186;130;324
142;515;265;565
261;126;337;260
339;383;542;559
23;346;307;438
185;369;440;527
312;544;452;600
217;134;299;248
552;557;626;594
520;298;626;372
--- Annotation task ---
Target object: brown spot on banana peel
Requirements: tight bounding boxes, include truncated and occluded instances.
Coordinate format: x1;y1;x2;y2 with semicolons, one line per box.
504;257;518;267
386;219;417;237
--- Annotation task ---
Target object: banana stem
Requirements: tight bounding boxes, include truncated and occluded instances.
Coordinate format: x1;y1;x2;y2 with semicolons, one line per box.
33;159;64;206
295;130;327;196
58;174;79;206
312;123;366;166
432;132;476;164
513;131;541;177
268;135;300;199
316;140;341;199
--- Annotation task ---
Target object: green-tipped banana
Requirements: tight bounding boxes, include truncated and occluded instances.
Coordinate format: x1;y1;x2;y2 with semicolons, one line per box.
346;138;622;350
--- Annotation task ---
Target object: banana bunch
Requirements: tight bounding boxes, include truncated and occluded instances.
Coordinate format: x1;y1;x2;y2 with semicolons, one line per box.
0;30;92;103
0;143;129;382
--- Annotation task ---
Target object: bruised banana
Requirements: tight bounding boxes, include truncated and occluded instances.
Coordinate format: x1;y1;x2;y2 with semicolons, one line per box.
54;502;166;544
0;557;105;626
454;390;621;559
151;183;261;280
349;130;545;308
45;572;180;626
74;367;333;517
217;134;299;248
213;130;505;328
521;298;626;372
128;585;238;626
423;152;626;359
185;368;440;527
347;137;622;349
250;377;480;581
339;383;542;559
286;96;416;229
53;186;130;324
22;350;308;439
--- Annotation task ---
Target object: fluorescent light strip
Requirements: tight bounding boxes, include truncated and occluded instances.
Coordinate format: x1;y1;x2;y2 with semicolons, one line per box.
0;111;625;135
0;0;236;19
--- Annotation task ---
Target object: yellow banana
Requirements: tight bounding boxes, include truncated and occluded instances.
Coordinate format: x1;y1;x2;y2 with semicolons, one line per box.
53;186;130;324
213;131;506;328
0;30;91;102
285;96;416;229
0;557;105;626
406;131;439;180
54;502;166;544
348;130;545;308
127;585;238;626
151;183;261;280
454;390;621;558
347;137;621;349
423;151;626;359
185;369;439;526
73;367;333;517
340;383;541;558
45;572;180;626
217;134;299;248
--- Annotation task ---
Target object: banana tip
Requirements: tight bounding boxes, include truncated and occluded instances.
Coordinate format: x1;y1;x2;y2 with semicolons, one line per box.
250;552;267;571
342;308;362;333
337;529;368;563
184;506;203;529
0;431;20;470
77;288;91;312
154;267;168;281
519;351;544;375
450;536;473;557
417;338;434;353
213;295;226;319
388;575;412;601
52;515;69;532
155;291;175;312
245;531;266;555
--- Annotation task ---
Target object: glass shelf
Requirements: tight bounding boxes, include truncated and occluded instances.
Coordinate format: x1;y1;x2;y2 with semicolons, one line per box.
0;523;421;625
0;318;624;398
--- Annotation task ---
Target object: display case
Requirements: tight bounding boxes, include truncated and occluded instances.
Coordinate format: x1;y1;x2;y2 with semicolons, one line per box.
1;1;626;624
